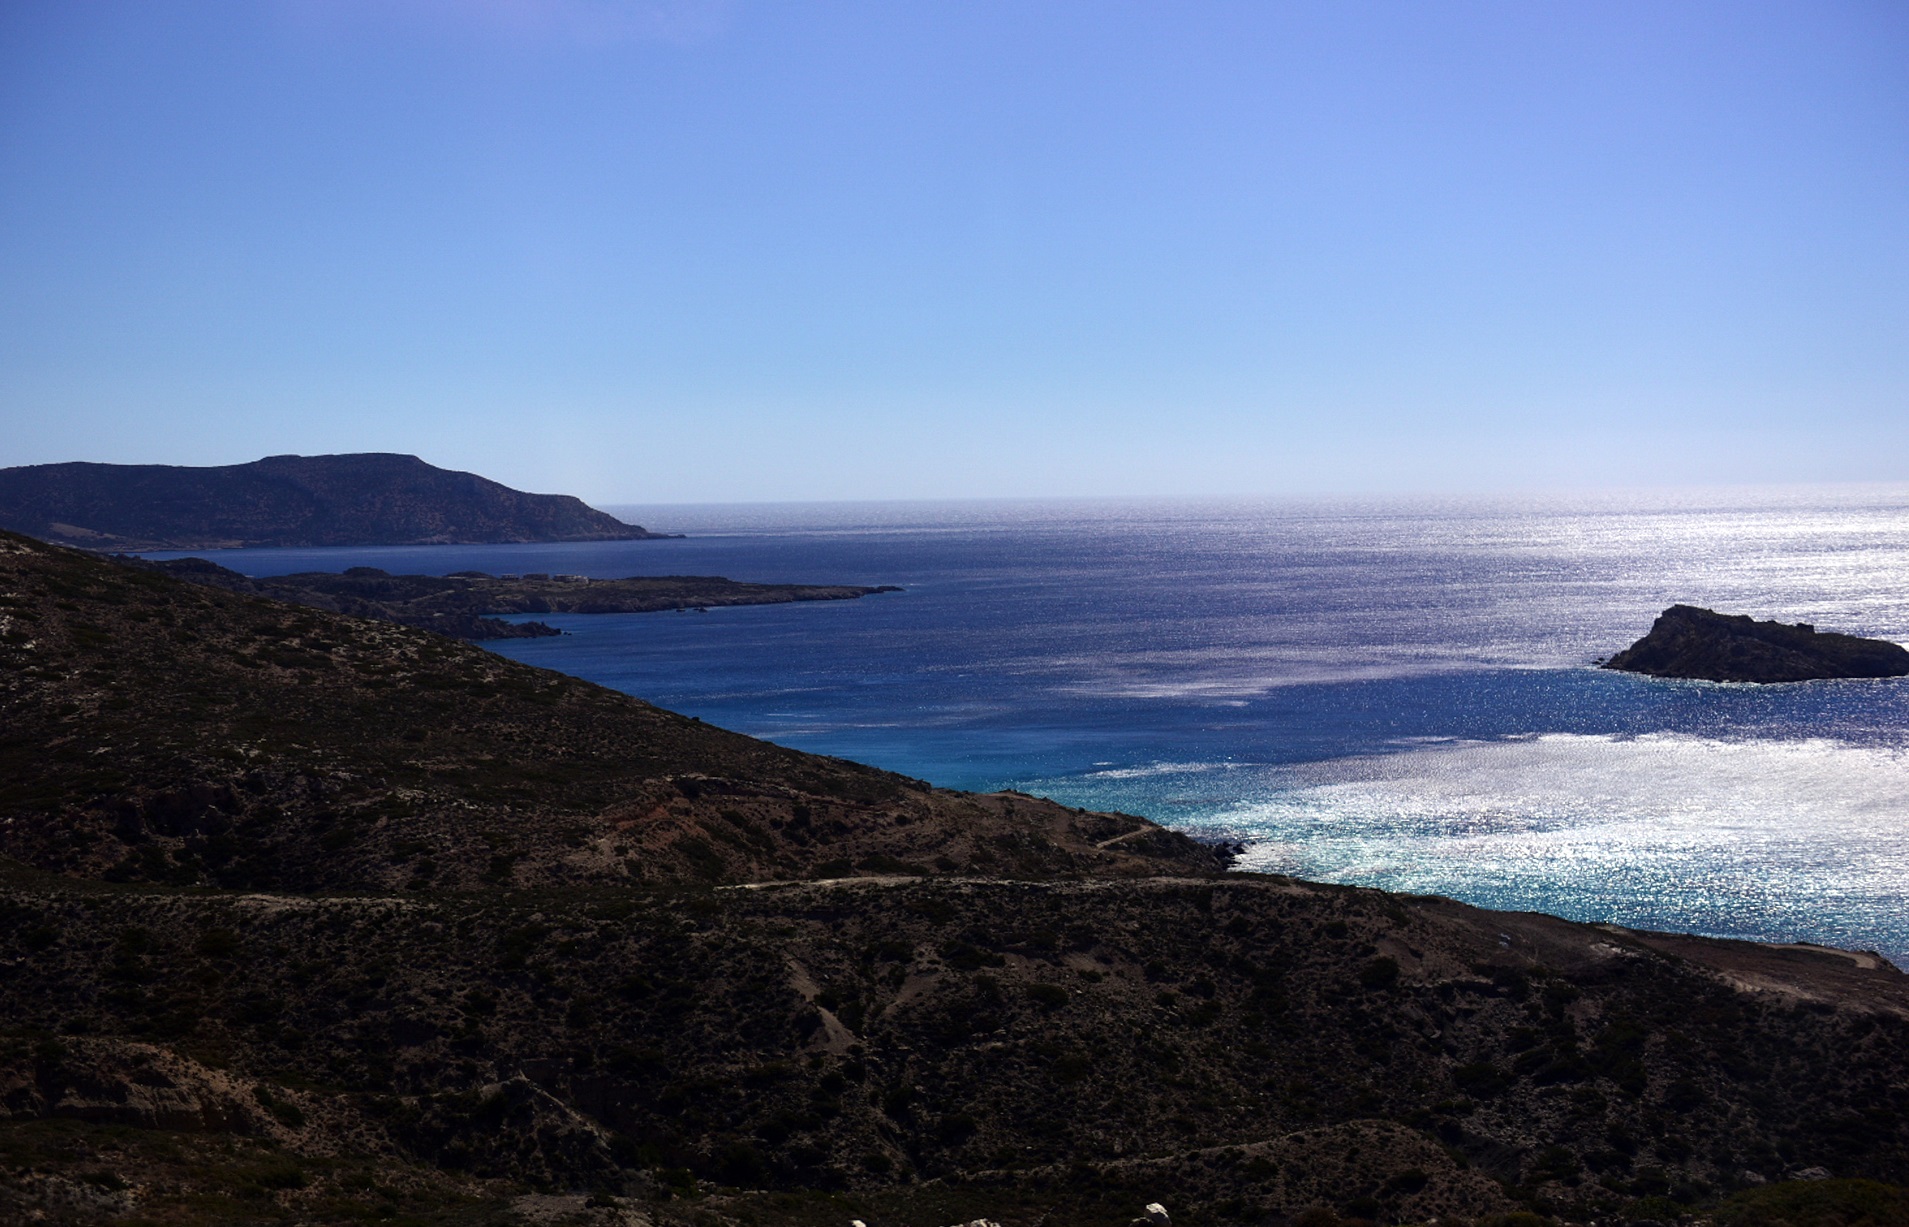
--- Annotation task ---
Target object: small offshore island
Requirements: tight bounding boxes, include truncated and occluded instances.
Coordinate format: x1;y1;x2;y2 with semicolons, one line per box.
1603;604;1909;683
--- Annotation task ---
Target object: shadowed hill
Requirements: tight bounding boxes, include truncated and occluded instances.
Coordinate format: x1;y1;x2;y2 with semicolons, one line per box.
0;453;672;550
0;529;1221;890
1;868;1905;1226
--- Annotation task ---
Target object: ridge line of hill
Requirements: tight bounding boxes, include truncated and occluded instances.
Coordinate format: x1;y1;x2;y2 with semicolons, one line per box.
0;452;676;549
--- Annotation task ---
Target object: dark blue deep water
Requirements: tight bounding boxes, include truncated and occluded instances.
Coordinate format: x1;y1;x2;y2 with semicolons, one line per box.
151;489;1909;964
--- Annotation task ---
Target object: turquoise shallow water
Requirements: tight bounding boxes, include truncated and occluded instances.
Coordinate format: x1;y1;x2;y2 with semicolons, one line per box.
150;487;1909;965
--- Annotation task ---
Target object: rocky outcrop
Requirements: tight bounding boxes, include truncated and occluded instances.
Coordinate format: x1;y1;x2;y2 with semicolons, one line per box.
1602;604;1909;683
0;452;674;549
0;1038;281;1135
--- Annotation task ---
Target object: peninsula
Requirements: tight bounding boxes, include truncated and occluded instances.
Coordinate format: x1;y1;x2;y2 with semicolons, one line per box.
2;532;1904;1225
0;452;675;550
136;556;902;640
1603;603;1909;683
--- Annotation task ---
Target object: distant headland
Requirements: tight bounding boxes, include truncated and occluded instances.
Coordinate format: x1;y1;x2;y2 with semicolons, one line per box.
0;452;677;550
132;556;901;640
1602;603;1909;683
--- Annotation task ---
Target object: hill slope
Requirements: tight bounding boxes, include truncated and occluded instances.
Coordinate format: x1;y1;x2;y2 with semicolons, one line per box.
0;529;1219;891
3;865;1905;1226
0;453;669;549
1;533;1905;1226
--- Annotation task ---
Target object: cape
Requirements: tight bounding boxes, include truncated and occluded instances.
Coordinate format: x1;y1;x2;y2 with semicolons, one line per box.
0;452;673;549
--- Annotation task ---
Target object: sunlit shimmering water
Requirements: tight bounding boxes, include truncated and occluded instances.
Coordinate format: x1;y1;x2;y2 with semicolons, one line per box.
152;486;1909;964
1069;732;1909;959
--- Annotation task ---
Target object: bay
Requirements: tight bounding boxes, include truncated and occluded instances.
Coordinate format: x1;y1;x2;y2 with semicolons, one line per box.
149;485;1909;964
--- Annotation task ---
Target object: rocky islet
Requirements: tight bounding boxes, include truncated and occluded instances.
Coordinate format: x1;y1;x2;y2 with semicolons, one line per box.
1602;604;1909;683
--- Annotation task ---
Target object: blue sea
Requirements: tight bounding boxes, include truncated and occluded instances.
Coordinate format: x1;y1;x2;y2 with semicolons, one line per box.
149;487;1909;966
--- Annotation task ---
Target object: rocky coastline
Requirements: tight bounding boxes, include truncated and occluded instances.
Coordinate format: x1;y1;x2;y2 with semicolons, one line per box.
2;533;1905;1225
133;557;901;640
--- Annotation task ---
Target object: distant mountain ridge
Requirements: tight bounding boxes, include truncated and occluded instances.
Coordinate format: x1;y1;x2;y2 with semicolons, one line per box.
0;452;672;549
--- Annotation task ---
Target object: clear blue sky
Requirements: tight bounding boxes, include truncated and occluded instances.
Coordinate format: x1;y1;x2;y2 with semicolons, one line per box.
2;1;1905;503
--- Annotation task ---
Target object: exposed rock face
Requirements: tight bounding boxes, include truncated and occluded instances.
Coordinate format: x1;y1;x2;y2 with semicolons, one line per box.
0;452;672;549
0;1038;272;1135
1602;604;1909;683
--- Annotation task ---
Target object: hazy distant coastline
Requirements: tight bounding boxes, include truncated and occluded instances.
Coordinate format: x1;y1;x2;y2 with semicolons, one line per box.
0;452;675;551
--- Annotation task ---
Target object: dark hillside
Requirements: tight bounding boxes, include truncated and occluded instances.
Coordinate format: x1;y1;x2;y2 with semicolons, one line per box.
2;871;1905;1226
0;453;671;549
0;530;1220;892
